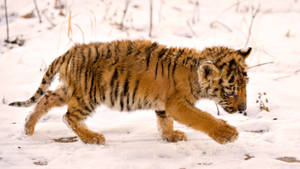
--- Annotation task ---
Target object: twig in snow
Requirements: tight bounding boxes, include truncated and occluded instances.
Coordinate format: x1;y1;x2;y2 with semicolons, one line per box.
186;20;198;37
210;20;233;32
120;0;131;30
33;0;42;23
191;0;200;24
244;4;260;47
273;69;300;81
149;0;153;37
4;0;10;42
41;11;56;28
248;61;274;69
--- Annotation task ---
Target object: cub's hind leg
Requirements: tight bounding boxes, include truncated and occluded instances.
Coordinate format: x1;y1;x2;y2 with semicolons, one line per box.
155;110;187;142
64;97;105;145
25;86;68;135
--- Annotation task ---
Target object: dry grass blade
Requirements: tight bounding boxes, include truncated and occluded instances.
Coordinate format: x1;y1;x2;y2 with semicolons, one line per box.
73;23;85;43
244;154;255;160
248;61;274;69
244;4;260;47
33;0;42;23
4;0;9;42
210;20;232;32
67;11;73;43
33;160;48;166
276;157;300;163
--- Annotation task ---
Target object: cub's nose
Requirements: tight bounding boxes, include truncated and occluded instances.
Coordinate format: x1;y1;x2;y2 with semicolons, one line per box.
238;102;247;112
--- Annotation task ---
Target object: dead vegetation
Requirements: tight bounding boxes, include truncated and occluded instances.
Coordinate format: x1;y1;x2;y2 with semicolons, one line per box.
276;156;300;163
256;92;270;112
53;136;78;143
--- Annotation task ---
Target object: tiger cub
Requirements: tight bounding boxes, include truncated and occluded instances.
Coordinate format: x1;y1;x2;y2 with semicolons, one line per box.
9;40;251;145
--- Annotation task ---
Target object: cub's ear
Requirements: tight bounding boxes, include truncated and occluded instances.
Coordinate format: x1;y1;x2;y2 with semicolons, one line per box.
198;62;220;81
237;47;252;59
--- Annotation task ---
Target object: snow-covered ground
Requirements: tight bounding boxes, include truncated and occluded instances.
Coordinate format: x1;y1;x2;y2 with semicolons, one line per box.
1;0;300;168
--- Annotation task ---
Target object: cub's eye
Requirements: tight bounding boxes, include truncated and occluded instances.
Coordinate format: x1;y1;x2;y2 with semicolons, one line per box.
223;86;236;97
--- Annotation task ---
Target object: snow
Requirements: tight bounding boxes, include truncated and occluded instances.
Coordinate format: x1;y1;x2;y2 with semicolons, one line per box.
1;0;300;168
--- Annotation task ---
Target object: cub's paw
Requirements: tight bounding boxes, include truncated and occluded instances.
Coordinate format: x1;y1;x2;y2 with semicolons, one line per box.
162;130;187;142
79;132;106;145
209;120;239;144
24;121;35;136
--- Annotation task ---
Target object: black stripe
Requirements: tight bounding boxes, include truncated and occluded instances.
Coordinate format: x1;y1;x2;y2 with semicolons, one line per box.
155;110;167;118
167;61;172;79
158;48;167;59
30;97;36;102
41;79;48;85
171;49;184;83
100;85;106;102
120;95;124;111
131;79;140;105
171;62;177;86
94;45;99;63
60;51;68;65
184;97;193;106
219;63;226;70
227;59;236;76
76;109;90;116
87;47;91;63
155;61;159;79
110;68;118;87
66;111;81;121
84;66;91;93
126;93;130;111
127;41;133;56
176;49;185;59
145;42;158;70
114;82;119;104
123;73;130;97
184;57;192;65
37;88;44;95
89;72;95;104
78;98;93;112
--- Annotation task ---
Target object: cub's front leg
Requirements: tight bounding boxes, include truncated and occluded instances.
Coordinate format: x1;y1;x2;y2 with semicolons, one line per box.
165;94;238;144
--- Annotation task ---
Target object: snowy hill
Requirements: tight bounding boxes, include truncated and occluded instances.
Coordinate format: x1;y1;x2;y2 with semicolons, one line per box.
1;0;300;168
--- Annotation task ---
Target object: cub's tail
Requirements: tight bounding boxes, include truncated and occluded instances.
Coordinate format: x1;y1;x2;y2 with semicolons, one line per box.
9;53;67;107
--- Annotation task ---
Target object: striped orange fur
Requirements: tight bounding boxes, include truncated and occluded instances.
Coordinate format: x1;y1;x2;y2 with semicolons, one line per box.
9;40;251;144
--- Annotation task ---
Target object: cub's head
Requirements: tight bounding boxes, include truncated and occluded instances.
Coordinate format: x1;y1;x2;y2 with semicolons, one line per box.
198;46;252;114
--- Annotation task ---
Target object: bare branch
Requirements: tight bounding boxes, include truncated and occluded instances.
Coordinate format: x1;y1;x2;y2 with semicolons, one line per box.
248;61;274;69
33;0;42;23
4;0;9;42
210;20;233;32
244;4;260;47
273;69;300;81
120;0;131;30
149;0;153;37
186;20;198;37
